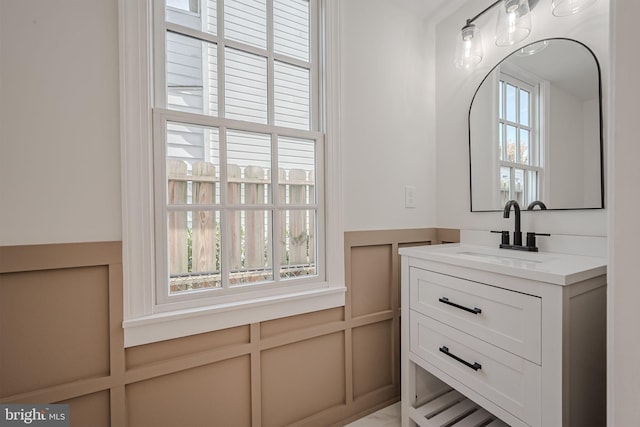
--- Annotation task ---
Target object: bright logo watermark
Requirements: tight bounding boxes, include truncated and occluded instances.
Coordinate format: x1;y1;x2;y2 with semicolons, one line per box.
0;405;69;427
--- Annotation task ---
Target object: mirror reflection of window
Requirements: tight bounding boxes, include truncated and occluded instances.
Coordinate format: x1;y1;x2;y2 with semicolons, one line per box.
497;70;543;208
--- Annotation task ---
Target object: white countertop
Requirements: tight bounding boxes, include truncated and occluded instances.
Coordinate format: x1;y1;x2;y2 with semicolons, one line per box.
399;243;607;285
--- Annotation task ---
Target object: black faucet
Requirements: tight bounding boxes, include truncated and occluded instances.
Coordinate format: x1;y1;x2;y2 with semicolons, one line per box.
496;199;550;252
503;200;522;246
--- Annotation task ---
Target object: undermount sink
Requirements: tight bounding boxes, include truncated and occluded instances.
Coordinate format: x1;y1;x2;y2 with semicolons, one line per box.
456;250;545;264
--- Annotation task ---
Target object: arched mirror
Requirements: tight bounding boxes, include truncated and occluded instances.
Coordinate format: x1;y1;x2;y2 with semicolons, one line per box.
469;38;604;211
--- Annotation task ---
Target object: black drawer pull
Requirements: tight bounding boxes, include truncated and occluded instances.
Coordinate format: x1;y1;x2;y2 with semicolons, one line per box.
438;297;482;315
439;346;482;371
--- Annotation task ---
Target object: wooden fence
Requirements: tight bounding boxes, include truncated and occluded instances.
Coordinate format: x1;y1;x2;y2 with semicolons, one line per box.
167;159;315;292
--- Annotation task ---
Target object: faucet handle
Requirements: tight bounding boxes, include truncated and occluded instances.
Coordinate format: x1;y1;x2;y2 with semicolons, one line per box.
491;230;510;245
526;232;550;250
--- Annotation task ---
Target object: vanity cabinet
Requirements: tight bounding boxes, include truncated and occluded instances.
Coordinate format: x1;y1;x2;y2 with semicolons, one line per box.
400;245;606;427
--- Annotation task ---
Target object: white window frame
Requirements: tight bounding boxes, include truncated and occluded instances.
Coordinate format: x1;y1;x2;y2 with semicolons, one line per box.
118;0;344;347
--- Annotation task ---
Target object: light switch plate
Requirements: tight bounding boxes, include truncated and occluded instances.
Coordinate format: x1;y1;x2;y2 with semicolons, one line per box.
405;186;416;208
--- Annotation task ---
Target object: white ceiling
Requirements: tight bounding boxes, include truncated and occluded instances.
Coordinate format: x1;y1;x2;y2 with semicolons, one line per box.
386;0;463;22
387;0;544;24
392;0;449;16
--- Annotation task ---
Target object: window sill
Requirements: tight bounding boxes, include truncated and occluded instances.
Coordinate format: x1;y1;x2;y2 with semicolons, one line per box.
123;285;346;347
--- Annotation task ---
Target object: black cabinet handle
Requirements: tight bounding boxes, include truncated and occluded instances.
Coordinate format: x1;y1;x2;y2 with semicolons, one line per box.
438;297;482;315
439;346;482;371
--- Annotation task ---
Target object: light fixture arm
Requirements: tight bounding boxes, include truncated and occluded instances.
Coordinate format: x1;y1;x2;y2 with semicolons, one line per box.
463;0;538;28
464;0;504;28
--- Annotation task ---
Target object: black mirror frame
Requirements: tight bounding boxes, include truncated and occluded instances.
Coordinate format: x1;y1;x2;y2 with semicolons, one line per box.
468;37;605;212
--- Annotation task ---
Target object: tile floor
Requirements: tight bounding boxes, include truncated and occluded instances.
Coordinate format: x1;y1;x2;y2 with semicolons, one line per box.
345;402;401;427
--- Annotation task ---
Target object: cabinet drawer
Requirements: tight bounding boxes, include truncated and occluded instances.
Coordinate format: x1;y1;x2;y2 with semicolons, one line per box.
410;267;541;364
410;311;541;427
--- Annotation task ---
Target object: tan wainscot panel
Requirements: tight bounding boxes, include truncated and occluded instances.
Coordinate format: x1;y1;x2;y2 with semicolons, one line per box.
0;266;110;397
0;231;457;426
126;355;251;427
57;390;110;427
260;307;344;339
125;325;250;369
352;320;393;399
261;332;345;427
350;245;392;318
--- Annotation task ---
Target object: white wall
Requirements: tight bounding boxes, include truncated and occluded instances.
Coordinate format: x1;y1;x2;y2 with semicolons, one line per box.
547;84;585;208
0;0;121;245
583;97;601;207
609;0;640;424
341;0;437;231
0;0;438;245
434;0;609;237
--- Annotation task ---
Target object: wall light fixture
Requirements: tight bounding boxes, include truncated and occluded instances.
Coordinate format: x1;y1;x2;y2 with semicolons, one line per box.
455;0;532;69
454;0;598;69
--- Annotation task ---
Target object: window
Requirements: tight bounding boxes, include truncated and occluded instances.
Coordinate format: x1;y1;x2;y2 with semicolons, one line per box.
497;71;543;207
119;0;344;346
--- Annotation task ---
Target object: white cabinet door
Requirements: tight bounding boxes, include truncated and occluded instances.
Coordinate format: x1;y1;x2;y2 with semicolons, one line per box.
410;267;542;364
410;311;542;426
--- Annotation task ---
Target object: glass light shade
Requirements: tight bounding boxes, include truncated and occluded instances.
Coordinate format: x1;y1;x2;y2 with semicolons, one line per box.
454;23;483;69
551;0;597;16
495;0;532;47
515;40;549;56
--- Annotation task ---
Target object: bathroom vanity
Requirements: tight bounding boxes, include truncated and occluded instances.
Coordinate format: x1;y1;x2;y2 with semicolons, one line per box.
400;243;606;427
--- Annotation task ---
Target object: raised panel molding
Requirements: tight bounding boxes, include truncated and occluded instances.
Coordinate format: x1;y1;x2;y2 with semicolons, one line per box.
0;228;458;426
